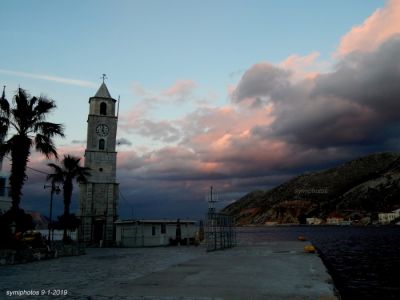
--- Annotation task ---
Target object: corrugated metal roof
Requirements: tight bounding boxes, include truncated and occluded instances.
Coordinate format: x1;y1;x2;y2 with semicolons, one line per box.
115;219;197;224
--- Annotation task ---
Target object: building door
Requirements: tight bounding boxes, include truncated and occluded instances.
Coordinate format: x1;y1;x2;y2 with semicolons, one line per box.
93;220;104;243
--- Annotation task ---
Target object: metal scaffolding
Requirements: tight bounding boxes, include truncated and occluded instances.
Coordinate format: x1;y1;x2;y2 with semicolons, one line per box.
205;186;236;252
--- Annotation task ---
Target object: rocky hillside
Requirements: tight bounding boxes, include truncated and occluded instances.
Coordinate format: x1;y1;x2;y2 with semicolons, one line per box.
222;152;400;225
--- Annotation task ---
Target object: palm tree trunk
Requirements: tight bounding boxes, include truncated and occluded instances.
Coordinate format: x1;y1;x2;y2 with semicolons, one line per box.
9;137;30;211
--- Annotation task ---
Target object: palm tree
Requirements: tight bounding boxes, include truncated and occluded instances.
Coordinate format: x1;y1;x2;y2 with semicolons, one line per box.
0;88;64;213
47;155;90;242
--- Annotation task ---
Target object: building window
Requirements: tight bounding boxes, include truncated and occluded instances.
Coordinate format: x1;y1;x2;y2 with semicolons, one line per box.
152;226;156;236
99;139;105;150
100;102;107;115
161;223;166;234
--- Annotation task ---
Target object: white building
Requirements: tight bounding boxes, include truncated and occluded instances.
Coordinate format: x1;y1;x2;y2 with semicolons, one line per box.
378;209;400;224
326;217;351;225
115;219;198;247
306;217;323;225
326;217;343;225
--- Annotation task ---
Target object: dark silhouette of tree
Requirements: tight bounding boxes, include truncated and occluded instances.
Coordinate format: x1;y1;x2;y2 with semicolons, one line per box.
47;155;90;242
0;88;64;231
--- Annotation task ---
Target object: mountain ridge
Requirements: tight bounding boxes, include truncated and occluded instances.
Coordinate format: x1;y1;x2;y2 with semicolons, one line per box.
222;152;400;225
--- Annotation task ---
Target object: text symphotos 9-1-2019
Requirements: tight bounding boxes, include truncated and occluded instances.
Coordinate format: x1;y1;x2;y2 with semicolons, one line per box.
6;290;68;297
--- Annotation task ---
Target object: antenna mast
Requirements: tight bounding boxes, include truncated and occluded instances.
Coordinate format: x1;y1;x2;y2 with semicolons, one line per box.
207;185;218;214
117;95;120;118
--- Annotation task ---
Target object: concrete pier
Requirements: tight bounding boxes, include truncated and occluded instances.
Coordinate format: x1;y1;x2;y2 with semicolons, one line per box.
106;241;338;300
0;242;338;299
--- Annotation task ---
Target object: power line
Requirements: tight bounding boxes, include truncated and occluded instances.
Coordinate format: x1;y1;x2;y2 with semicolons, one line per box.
3;155;50;175
27;165;49;175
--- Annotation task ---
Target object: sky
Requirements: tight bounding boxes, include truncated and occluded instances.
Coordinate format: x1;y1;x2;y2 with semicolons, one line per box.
1;0;400;220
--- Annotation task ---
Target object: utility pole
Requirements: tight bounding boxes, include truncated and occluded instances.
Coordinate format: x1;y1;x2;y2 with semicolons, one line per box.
44;183;61;242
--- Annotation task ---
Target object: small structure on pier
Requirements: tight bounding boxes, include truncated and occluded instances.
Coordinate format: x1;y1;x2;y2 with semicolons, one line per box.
115;219;197;247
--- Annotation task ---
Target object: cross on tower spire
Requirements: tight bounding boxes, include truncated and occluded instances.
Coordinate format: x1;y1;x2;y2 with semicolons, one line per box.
101;74;108;83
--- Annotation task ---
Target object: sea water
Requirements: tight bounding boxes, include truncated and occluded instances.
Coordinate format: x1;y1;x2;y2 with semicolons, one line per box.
237;226;400;300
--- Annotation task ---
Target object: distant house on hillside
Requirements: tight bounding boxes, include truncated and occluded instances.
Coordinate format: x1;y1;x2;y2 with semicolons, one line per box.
306;217;323;225
326;212;350;225
115;219;197;247
378;209;400;224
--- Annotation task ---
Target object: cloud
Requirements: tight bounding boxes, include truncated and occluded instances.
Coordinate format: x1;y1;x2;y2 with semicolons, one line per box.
54;144;86;159
315;36;400;115
231;36;400;149
124;119;181;143
139;120;181;143
71;139;86;144
231;62;291;107
0;69;97;88
162;80;197;101
336;0;400;56
132;81;150;97
117;138;132;146
279;51;331;81
120;79;210;142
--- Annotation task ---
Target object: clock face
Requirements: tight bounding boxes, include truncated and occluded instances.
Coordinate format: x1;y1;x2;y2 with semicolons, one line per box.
96;124;109;137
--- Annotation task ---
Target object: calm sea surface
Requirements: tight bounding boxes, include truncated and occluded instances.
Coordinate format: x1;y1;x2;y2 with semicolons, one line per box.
236;226;400;300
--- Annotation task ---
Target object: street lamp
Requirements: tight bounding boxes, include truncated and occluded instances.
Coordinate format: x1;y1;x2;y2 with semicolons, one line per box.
44;183;61;242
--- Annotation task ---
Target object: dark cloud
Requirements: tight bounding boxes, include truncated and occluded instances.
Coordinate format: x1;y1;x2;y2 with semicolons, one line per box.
234;36;400;149
314;35;400;116
231;62;291;106
71;139;86;144
117;138;132;146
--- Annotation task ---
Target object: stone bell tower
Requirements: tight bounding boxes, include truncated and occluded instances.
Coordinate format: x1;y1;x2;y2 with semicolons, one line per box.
79;80;119;245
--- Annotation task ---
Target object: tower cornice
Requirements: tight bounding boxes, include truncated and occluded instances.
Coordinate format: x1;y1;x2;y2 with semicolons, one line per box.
88;114;118;119
89;96;117;103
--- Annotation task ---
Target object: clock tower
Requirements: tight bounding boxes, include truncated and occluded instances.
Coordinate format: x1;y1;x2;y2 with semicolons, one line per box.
79;81;119;246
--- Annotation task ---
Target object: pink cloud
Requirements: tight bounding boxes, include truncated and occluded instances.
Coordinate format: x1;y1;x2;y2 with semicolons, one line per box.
179;104;275;152
114;100;288;184
279;51;326;81
119;79;202;136
162;80;197;98
336;0;400;56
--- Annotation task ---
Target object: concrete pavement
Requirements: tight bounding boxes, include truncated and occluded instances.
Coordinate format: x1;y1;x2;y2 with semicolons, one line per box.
1;241;338;299
97;241;339;300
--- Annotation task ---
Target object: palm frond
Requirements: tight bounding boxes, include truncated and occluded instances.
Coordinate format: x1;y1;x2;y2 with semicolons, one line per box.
47;162;64;174
35;134;58;159
13;89;31;120
35;121;65;138
0;116;10;139
0;97;10;116
47;163;65;183
29;96;38;112
77;167;91;183
34;96;56;119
